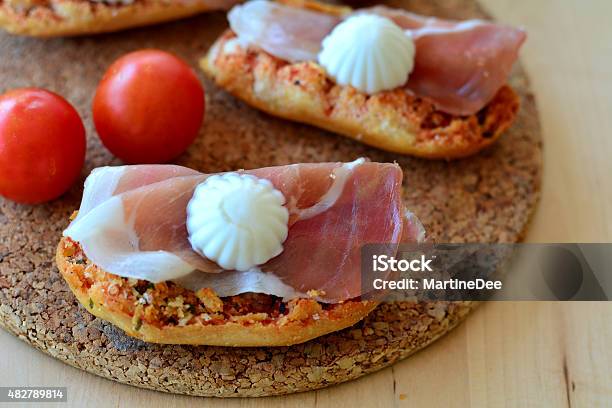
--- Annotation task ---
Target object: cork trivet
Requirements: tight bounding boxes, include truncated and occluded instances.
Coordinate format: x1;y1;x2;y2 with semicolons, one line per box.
0;0;541;398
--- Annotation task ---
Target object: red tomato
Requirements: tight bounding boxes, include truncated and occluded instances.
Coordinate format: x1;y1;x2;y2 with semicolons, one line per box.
93;49;205;164
0;88;86;204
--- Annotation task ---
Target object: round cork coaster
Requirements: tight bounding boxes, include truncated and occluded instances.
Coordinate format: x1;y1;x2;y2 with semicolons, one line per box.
0;0;541;398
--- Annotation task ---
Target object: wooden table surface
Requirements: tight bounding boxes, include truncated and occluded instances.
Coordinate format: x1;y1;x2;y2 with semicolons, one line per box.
1;0;611;406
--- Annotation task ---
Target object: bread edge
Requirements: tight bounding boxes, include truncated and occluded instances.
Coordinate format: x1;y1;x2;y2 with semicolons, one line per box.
0;0;234;37
56;237;378;347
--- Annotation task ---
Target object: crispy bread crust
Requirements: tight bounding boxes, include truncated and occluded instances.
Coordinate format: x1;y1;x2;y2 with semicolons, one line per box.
56;237;378;347
201;25;520;159
0;0;234;36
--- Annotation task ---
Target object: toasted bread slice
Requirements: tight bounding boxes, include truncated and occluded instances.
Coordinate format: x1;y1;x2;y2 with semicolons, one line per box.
0;0;237;37
200;13;520;159
56;237;378;347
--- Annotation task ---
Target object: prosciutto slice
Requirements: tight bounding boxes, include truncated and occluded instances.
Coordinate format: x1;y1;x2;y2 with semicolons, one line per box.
227;0;340;63
65;160;425;303
227;1;526;115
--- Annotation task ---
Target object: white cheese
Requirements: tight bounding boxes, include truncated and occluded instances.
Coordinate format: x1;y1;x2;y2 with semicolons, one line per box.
318;14;416;94
186;173;289;271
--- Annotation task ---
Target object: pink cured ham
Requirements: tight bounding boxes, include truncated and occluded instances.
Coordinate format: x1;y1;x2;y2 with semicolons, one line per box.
64;161;424;303
227;1;526;116
227;0;341;63
366;6;526;115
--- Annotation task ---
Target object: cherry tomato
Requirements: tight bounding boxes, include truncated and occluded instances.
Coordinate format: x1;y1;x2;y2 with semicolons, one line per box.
0;88;86;204
93;49;205;164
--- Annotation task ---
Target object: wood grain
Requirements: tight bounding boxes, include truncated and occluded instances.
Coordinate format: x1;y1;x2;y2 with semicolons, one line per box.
1;0;611;406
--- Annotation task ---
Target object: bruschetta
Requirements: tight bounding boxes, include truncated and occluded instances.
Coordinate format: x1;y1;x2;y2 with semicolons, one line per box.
201;0;524;159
